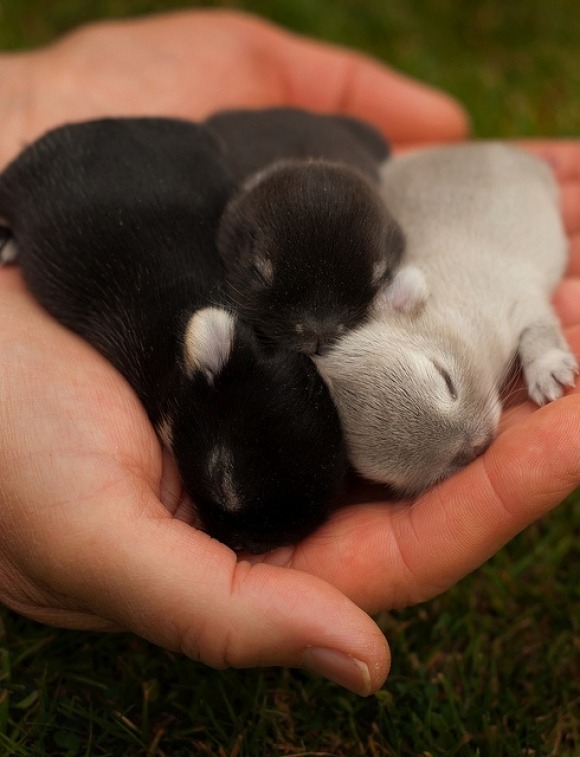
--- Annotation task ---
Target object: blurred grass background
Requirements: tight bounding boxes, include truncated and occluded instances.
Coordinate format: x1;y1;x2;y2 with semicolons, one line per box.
0;1;579;755
2;0;580;137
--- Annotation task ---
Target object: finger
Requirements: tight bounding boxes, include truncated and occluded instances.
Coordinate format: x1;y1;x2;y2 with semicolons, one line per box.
513;141;580;236
39;493;390;696
565;233;580;276
561;181;580;237
263;326;580;612
275;26;470;145
517;140;580;182
391;393;580;603
553;277;580;326
102;516;390;695
273;389;580;615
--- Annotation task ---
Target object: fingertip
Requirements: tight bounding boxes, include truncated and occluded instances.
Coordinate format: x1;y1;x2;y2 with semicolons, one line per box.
344;61;471;145
215;558;391;693
560;182;580;237
517;140;580;182
301;644;390;696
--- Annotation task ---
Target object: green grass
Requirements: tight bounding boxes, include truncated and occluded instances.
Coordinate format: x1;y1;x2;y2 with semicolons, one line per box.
0;1;579;754
1;502;578;755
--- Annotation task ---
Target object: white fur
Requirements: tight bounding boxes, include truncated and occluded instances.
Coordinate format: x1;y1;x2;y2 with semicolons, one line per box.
183;307;236;382
157;415;174;450
0;239;17;265
378;144;576;400
380;264;429;314
523;348;578;405
315;143;576;493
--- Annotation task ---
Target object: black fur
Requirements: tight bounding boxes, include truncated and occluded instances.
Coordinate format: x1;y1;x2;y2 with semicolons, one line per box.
174;333;347;553
205;106;390;181
206;107;404;354
217;160;405;354
0;224;10;253
0;117;347;553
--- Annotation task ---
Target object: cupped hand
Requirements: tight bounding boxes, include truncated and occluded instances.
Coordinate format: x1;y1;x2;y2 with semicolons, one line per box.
256;141;580;613
0;9;575;696
0;6;465;698
0;8;468;171
0;267;388;696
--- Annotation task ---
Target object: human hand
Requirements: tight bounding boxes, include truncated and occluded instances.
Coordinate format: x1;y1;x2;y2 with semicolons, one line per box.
0;8;468;171
0;266;391;696
1;9;573;696
0;7;466;696
254;140;580;614
0;8;469;695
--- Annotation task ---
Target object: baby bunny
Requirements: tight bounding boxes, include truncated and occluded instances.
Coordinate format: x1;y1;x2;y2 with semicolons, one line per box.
206;107;425;354
205;106;390;181
314;143;577;496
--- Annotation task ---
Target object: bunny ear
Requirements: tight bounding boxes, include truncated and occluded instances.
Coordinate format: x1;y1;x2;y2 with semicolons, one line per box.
183;307;236;382
381;265;429;314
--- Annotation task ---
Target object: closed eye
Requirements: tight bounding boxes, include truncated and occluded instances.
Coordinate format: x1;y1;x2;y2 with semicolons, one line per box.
251;256;274;286
251;263;270;287
433;362;458;400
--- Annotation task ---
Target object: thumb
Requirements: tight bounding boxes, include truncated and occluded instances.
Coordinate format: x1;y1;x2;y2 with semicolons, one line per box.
69;508;391;696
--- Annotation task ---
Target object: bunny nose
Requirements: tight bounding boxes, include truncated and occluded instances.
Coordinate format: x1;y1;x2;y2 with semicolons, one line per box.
472;435;493;457
301;331;335;355
451;448;478;469
304;337;333;356
451;432;494;470
300;317;343;355
300;337;320;355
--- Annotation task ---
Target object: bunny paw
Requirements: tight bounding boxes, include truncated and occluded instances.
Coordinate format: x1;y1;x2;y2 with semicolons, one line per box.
524;348;579;405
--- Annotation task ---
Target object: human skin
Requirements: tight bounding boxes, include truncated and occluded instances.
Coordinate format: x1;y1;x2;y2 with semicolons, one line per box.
1;9;579;697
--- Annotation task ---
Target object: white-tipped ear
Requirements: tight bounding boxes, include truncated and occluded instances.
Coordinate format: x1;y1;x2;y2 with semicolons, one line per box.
183;307;236;381
156;415;174;451
0;223;17;265
381;265;429;313
0;238;18;265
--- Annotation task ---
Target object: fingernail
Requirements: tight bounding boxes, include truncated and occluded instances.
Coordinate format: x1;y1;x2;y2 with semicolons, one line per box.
301;647;373;696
